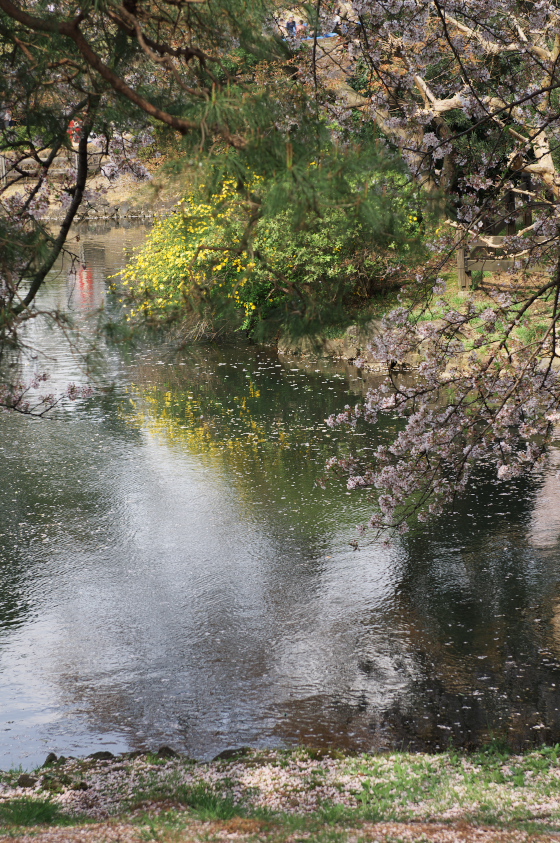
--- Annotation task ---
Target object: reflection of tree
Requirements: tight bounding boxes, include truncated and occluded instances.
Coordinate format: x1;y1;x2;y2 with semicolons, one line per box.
0;566;32;637
6;328;560;756
120;348;560;750
30;345;406;755
0;396;143;643
0;226;149;644
125;344;389;540
371;474;560;750
529;442;560;550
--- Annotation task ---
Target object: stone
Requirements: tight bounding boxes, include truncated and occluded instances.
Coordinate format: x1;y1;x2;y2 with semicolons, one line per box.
212;747;251;761
17;774;38;788
40;774;71;793
42;752;58;766
87;751;115;761
156;746;179;759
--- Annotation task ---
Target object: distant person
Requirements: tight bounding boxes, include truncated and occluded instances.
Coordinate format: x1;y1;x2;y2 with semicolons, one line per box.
68;118;81;143
351;19;362;37
296;19;307;37
286;16;296;36
2;108;14;128
333;9;342;32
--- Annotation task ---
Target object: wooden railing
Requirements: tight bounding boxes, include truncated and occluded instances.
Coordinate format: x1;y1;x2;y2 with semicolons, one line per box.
456;235;546;289
0;146;103;186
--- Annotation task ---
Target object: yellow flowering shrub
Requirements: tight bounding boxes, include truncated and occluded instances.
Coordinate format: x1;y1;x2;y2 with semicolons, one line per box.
122;172;424;335
121;180;247;322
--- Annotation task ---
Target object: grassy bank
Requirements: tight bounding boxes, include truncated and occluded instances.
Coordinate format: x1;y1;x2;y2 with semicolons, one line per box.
279;266;556;370
2;745;560;841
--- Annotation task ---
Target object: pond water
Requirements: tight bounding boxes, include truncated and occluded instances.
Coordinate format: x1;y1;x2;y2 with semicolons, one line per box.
2;223;560;769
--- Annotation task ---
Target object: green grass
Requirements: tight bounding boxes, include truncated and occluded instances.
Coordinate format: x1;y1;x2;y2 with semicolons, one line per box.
174;782;243;820
123;743;560;834
4;745;560;839
127;777;246;822
0;797;80;827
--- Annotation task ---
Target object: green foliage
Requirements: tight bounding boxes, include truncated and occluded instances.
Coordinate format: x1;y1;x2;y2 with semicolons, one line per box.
122;148;425;338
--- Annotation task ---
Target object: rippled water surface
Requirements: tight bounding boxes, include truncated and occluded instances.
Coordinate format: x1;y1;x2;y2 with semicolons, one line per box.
2;223;560;769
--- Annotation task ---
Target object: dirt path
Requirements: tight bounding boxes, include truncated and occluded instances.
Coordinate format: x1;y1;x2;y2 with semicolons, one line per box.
3;820;560;843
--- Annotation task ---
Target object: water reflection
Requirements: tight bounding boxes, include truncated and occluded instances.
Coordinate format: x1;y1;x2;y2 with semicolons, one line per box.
530;444;560;549
1;224;560;769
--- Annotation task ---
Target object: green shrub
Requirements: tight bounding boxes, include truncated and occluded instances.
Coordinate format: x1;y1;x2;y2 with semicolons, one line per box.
121;164;424;338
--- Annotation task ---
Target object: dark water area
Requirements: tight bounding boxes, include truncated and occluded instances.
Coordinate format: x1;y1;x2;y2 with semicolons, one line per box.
2;223;560;769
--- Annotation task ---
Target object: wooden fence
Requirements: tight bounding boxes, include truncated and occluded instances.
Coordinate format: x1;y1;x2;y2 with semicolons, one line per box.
457;237;515;289
0;147;103;187
456;234;547;290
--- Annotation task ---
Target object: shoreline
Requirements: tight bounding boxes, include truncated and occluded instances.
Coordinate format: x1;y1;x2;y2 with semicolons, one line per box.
1;745;560;841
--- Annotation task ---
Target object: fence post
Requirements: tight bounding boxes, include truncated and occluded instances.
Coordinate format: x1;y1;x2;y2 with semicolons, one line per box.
506;190;517;235
456;247;471;290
